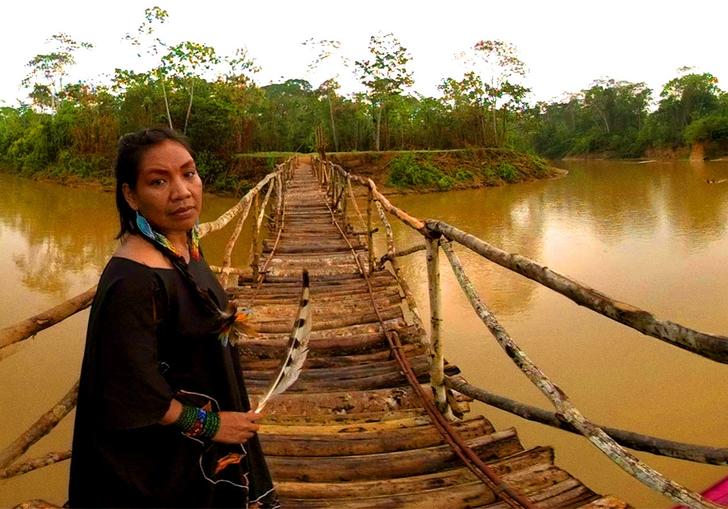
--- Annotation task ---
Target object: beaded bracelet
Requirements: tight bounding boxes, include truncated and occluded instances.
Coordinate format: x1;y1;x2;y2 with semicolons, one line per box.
174;405;221;439
174;405;198;432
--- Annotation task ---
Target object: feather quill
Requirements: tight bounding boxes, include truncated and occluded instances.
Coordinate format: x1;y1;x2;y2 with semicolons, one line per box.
255;269;312;413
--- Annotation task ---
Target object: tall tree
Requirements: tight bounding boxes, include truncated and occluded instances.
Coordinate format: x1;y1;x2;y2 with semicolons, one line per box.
161;41;219;134
217;47;262;152
464;40;527;146
22;33;93;111
303;39;349;152
653;68;721;146
439;71;488;146
355;33;413;151
124;6;173;128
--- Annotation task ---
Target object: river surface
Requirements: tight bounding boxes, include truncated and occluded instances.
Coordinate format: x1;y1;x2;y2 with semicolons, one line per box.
1;160;727;507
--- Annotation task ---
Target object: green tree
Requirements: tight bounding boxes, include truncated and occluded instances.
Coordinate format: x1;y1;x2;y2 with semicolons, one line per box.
22;33;93;111
123;6;173;128
468;40;528;146
354;33;414;151
303;39;350;152
439;71;489;146
651;68;721;147
161;41;220;134
216;47;262;153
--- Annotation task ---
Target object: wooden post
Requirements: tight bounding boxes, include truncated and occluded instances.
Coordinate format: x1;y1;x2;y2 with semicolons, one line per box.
366;187;374;274
251;192;261;280
347;179;367;231
426;236;452;418
333;166;341;210
275;174;282;231
341;175;349;230
373;201;425;333
220;196;255;288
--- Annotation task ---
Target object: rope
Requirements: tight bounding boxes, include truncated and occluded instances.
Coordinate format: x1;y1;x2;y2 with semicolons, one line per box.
318;169;536;509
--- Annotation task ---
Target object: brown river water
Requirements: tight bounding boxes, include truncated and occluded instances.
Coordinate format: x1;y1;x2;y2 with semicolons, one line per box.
1;159;727;507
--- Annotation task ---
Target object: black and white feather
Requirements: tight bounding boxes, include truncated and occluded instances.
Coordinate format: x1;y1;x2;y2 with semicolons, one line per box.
255;269;312;413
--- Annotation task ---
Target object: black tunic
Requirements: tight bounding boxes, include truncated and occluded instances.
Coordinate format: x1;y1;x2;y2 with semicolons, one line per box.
68;256;277;508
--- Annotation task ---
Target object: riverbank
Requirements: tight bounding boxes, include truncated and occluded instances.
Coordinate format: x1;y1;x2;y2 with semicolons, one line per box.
327;148;564;194
0;148;564;197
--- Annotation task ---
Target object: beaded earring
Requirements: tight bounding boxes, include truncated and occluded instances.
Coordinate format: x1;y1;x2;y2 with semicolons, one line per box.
134;211;201;262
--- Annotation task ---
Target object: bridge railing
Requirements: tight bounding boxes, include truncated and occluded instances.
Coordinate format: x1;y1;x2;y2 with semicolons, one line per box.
311;155;728;509
0;156;296;483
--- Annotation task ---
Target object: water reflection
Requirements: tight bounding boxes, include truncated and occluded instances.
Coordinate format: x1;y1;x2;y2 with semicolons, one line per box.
0;175;117;295
392;182;551;317
2;161;728;508
0;174;245;296
660;161;728;248
391;160;728;508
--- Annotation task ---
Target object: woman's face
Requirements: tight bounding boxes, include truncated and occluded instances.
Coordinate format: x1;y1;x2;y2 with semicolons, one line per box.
122;140;203;241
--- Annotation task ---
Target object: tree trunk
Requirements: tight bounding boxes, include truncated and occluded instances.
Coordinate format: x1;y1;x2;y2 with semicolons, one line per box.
183;79;195;135
480;111;488;148
160;73;173;130
328;93;338;152
501;107;507;146
375;104;382;151
491;102;498;147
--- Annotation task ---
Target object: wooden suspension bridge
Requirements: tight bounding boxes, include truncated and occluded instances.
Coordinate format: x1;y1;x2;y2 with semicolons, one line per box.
1;154;728;508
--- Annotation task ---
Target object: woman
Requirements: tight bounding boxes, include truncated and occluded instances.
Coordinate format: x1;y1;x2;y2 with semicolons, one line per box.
69;128;279;508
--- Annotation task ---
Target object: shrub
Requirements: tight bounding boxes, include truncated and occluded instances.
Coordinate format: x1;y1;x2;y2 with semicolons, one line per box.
454;168;475;182
497;163;518;183
386;153;455;190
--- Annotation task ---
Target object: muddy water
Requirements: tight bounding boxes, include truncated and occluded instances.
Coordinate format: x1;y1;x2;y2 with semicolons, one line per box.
0;175;247;506
387;160;728;508
1;160;727;507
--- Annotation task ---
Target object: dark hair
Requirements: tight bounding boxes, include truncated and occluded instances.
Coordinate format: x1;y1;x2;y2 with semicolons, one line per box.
114;127;194;239
112;128;235;333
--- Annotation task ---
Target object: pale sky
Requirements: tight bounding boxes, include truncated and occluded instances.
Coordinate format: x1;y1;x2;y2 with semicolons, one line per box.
1;0;726;107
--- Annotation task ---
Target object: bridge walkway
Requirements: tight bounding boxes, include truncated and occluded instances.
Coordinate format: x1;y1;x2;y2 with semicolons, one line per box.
231;161;626;508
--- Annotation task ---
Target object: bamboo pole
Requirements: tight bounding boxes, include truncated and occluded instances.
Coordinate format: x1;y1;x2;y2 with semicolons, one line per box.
366;187;374;274
0;450;71;480
341;175;349;231
377;244;427;269
275;174;283;231
347;179;368;231
251;192;261;281
219;195;255;288
198;170;280;238
425;237;451;418
365;178;426;232
252;178;276;279
209;265;249;276
428;219;728;364
445;376;728;465
373;202;425;333
0;286;96;351
0;381;78;470
374;200;395;258
438;239;720;508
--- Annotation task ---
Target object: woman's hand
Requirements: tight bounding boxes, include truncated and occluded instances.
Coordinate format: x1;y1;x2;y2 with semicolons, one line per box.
213;411;262;443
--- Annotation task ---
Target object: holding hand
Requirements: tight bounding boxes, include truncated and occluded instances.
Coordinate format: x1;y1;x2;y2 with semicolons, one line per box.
213;411;262;443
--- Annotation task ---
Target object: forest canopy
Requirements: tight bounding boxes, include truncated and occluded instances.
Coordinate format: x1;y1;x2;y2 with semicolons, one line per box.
2;7;727;191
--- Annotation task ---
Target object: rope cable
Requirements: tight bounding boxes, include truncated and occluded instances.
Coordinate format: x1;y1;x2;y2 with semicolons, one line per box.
319;165;536;509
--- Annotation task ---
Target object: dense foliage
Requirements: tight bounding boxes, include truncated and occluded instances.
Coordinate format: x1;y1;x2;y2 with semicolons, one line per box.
2;7;728;191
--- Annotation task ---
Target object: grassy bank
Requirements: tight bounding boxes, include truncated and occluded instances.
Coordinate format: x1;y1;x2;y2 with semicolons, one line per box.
0;149;560;196
328;148;562;193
